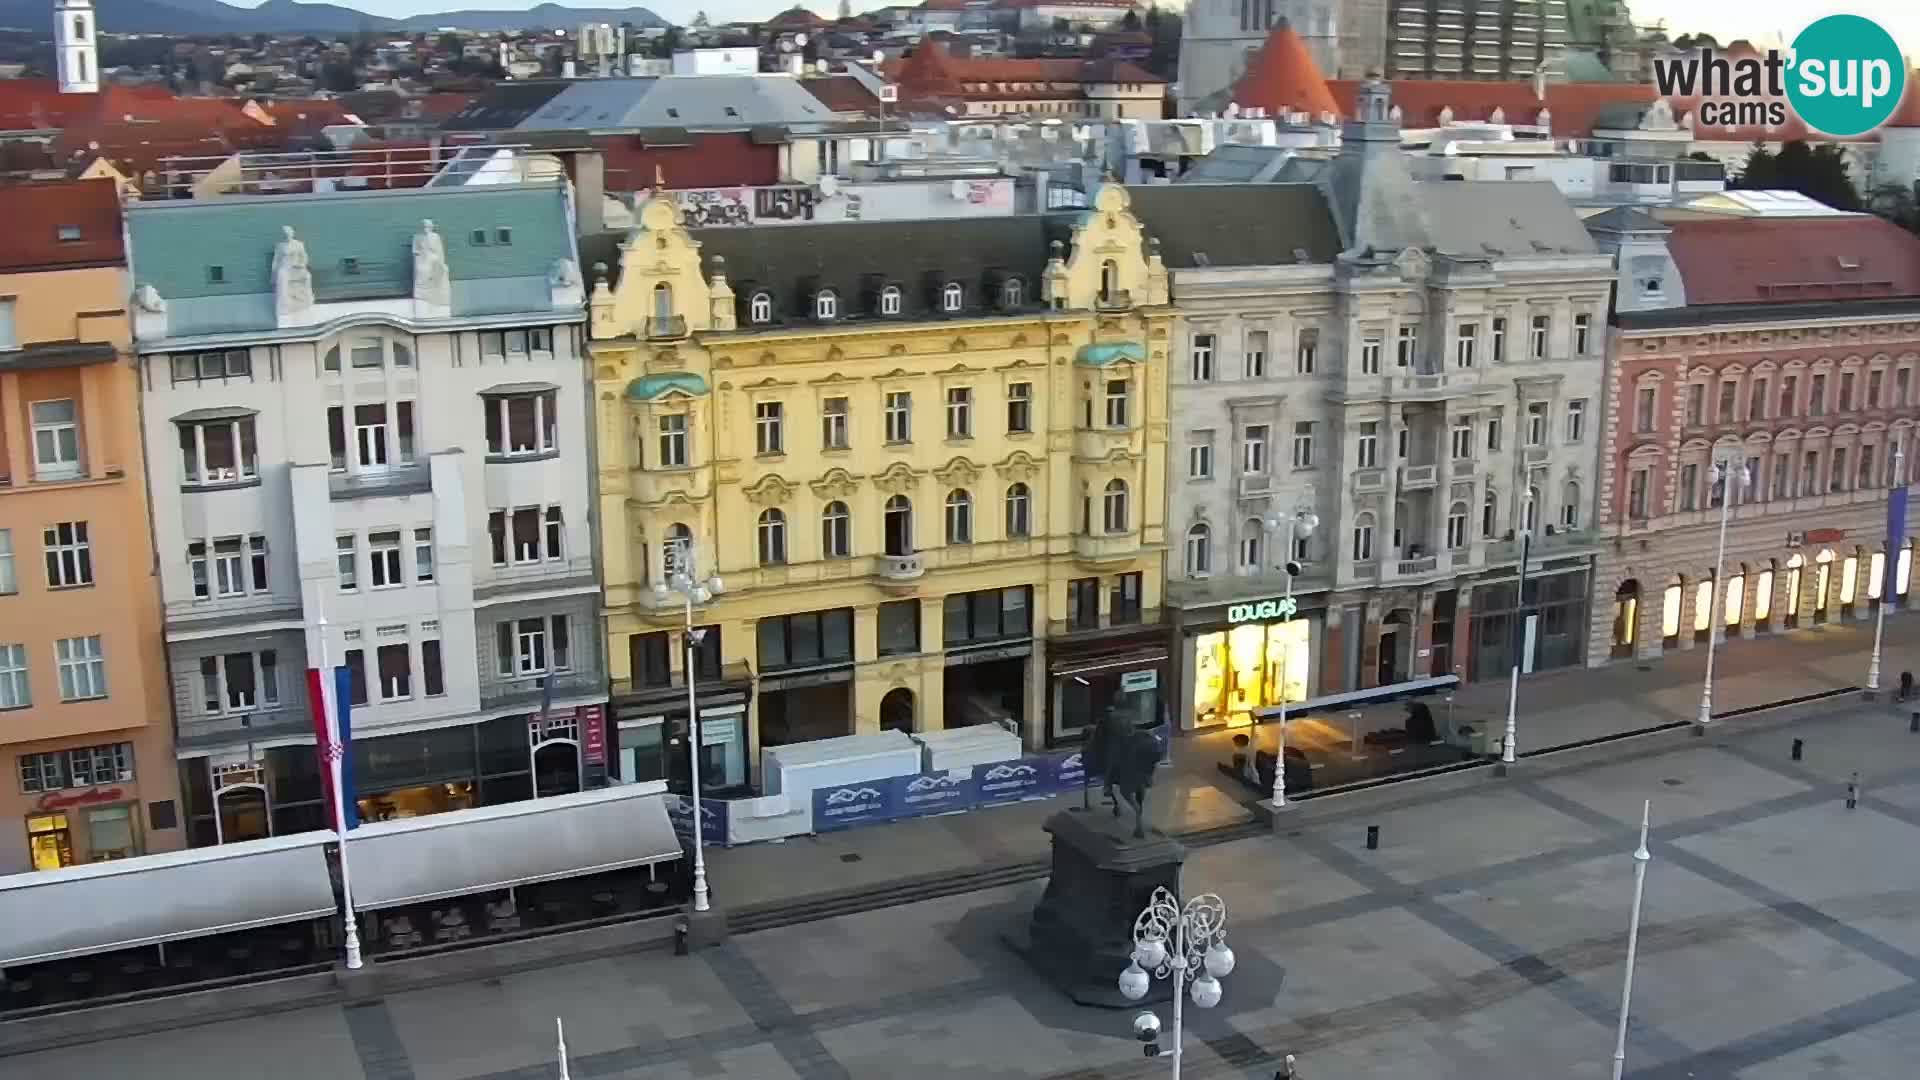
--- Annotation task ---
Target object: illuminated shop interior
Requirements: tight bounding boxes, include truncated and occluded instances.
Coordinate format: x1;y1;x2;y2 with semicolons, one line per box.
1192;619;1310;728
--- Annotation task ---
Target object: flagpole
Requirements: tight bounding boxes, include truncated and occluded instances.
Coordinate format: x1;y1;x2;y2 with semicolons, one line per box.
316;596;364;970
1869;445;1905;695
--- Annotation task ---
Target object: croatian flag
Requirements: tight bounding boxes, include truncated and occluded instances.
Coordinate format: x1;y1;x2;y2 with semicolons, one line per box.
306;669;336;822
333;666;359;829
1890;477;1909;597
307;666;359;829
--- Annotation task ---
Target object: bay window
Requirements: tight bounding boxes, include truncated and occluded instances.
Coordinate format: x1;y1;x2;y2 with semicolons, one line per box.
177;414;258;486
483;389;559;458
497;615;572;676
199;651;280;714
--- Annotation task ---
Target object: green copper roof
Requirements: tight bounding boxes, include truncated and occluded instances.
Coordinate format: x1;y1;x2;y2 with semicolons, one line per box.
127;185;571;306
1075;342;1146;367
628;371;710;400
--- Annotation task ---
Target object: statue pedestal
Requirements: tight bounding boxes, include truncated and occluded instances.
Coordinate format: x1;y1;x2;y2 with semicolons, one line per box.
1021;809;1185;1008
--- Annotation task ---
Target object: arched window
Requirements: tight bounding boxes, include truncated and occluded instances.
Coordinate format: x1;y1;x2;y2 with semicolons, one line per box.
1612;579;1640;657
1754;561;1776;622
77;52;87;81
1102;478;1129;533
1693;576;1713;640
1001;277;1024;309
1725;566;1746;627
1786;552;1806;625
1661;578;1683;642
1482;488;1498;537
74;16;86;39
814;289;838;320
1186;524;1212;577
749;292;773;324
1239;518;1263;570
1004;483;1031;538
821;501;850;559
757;509;787;566
1352;513;1376;561
1100;259;1119;303
884;495;914;556
945;489;973;544
1446;501;1469;549
652;282;673;323
942;282;964;312
879;285;902;315
663;522;693;580
1561;481;1581;529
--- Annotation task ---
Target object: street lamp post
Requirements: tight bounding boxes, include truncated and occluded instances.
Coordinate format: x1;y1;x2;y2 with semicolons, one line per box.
1501;489;1536;771
1609;800;1653;1080
314;601;363;970
653;548;725;914
1697;455;1744;732
1118;886;1233;1080
1262;501;1319;809
1868;445;1905;696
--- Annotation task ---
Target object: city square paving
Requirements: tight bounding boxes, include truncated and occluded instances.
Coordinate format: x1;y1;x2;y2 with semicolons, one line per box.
9;696;1920;1079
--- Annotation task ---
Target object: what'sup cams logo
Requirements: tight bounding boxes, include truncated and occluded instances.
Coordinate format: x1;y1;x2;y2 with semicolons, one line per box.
1651;15;1907;137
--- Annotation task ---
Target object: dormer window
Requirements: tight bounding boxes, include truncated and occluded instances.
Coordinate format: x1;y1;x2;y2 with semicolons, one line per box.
56;224;81;243
749;292;773;324
815;289;838;321
879;285;902;316
1000;277;1023;309
941;282;964;313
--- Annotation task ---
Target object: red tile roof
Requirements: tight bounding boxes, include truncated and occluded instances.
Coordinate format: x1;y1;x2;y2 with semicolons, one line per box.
0;178;124;272
887;39;1163;100
1230;20;1339;119
801;75;880;114
1664;216;1920;306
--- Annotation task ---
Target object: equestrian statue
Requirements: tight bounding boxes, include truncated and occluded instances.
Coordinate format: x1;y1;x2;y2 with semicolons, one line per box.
1081;703;1158;839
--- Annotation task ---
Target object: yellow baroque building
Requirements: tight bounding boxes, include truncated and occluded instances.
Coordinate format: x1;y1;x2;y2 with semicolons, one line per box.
584;185;1174;789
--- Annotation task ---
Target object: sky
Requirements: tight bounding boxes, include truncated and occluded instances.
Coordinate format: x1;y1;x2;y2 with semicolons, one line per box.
225;0;1920;62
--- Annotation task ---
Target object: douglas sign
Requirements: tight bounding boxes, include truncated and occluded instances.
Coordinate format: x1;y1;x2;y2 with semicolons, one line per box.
1227;596;1299;625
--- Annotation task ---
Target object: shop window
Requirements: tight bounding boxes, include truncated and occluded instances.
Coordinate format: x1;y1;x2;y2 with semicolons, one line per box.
86;805;139;861
1694;578;1713;642
943;586;1031;647
1191;618;1309;727
756;608;854;671
1611;580;1640;658
27;813;72;871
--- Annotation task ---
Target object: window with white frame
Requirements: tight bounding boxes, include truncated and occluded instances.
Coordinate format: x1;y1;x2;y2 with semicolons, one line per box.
1529;314;1550;359
822;501;851;557
483;390;558;457
946;387;973;438
1102;479;1129;533
657;413;688;466
1483;489;1500;535
1245;330;1268;377
1243;424;1269;473
43;521;91;588
1357;422;1379;468
369;531;404;587
1562;481;1581;528
1446;502;1469;549
496;615;571;676
942;282;964;312
822;397;849;449
198;650;279;713
1486;411;1503;452
749;292;774;323
19;742;133;793
413;528;434;581
755;401;785;455
55;635;106;700
662;523;692;580
1636;386;1658;433
878;286;902;316
189;534;268;599
885;391;912;442
945;489;973;544
1238;519;1264;570
1573;313;1593;355
327;401;416;474
488;506;566;565
0;643;27;708
177;415;258;486
1006;382;1032;433
473;328;548;359
757;509;787;565
1190;334;1216;382
1295;328;1316;375
1352;514;1375;561
1526;402;1549;446
1104;379;1129;428
168;349;251;385
1360;336;1383;375
1451;418;1474;460
1001;278;1024;308
1291;421;1314;468
336;534;358;589
1188;435;1213;479
1490;317;1507;363
31;399;81;480
814;290;838;320
1005;484;1031;538
377;642;412;701
1185;524;1211;577
1396;326;1417;368
1566;398;1587;443
0;529;13;595
1455;323;1477;368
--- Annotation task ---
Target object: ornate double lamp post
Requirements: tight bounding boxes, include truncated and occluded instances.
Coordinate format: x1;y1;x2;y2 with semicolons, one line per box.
1118;886;1234;1079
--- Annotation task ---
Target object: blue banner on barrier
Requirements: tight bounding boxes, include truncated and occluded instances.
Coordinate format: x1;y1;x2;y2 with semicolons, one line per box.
898;770;975;814
973;757;1049;804
813;780;897;830
665;794;730;847
1048;751;1087;793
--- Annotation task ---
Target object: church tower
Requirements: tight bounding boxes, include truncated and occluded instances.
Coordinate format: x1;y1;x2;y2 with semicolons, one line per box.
55;0;98;94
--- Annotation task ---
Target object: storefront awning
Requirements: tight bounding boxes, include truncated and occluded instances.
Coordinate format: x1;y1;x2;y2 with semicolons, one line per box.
0;833;337;967
1252;674;1461;723
346;782;680;911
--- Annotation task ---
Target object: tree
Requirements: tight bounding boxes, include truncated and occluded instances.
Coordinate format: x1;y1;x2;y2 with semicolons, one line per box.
437;32;461;55
651;26;684;58
692;11;711;28
1731;138;1861;211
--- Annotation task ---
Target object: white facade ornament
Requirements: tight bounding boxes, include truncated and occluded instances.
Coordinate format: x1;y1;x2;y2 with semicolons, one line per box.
412;218;451;309
273;225;314;324
134;283;164;312
549;257;582;290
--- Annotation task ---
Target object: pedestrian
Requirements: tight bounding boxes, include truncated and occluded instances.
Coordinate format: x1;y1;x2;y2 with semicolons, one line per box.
1899;670;1913;702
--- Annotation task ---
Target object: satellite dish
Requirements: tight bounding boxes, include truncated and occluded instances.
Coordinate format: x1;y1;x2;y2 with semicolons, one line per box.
794;32;809;46
819;174;840;197
872;49;884;65
950;179;968;200
779;39;795;53
816;60;830;73
1224;102;1240;118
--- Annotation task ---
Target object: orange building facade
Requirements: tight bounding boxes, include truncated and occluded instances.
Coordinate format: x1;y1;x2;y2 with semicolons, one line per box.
0;179;181;873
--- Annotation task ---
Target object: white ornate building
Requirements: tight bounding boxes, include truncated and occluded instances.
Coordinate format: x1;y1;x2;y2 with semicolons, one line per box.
53;0;98;94
126;184;598;843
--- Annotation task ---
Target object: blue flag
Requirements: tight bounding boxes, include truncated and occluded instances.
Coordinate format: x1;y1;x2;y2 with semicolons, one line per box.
333;665;359;829
1891;483;1910;591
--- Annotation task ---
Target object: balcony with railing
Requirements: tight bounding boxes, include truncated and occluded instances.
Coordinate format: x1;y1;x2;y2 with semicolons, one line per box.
176;703;314;752
1484;527;1599;563
877;552;924;585
1074;532;1140;564
1351;468;1387;494
646;315;689;341
1399;463;1440;490
479;668;606;713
